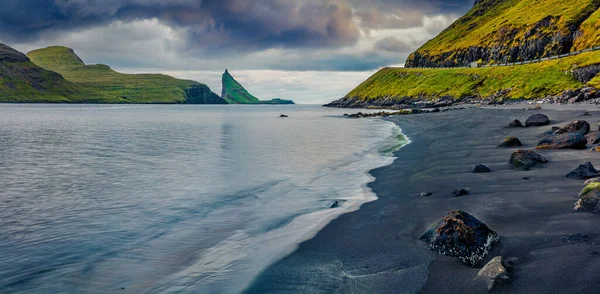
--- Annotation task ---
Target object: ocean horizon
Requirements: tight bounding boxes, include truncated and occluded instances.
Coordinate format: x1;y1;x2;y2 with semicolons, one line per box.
0;104;409;293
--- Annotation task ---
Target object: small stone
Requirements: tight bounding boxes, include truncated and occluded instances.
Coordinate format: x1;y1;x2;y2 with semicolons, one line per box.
472;164;492;173
525;114;550;127
566;162;600;180
279;114;289;118
475;256;512;291
561;233;590;244
508;119;523;127
498;136;522;147
453;188;469;197
523;177;530;180
418;192;433;197
586;131;600;144
330;201;340;208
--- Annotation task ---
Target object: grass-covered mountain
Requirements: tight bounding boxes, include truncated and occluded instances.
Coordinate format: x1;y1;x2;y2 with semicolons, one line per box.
27;46;226;104
221;70;294;104
0;43;120;103
406;0;600;67
328;0;600;108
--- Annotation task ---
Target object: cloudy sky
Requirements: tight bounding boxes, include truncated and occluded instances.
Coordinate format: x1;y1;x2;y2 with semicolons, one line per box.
1;0;474;103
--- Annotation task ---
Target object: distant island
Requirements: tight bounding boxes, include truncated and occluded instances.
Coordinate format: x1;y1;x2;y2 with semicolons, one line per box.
221;69;294;104
326;0;600;108
0;43;294;104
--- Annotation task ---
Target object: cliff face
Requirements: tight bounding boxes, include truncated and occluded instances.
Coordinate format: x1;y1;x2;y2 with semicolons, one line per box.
27;46;226;104
405;0;600;68
0;43;120;103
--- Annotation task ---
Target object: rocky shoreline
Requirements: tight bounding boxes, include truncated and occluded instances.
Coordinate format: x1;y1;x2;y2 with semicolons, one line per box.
324;87;600;110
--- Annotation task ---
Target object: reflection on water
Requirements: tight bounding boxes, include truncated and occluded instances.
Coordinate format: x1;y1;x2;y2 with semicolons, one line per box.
0;104;406;293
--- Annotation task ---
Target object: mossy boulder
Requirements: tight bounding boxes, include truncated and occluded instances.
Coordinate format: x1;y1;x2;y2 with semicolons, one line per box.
509;150;548;169
574;183;600;213
499;136;522;147
420;210;499;266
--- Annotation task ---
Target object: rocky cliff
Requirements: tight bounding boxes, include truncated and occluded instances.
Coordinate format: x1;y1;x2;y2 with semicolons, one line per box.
406;0;600;68
0;43;119;103
27;46;226;104
221;70;294;104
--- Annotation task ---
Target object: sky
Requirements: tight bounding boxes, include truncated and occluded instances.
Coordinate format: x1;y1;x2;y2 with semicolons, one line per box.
0;0;474;103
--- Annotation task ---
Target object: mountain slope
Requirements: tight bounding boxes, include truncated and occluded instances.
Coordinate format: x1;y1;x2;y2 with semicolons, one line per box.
221;70;294;104
0;43;120;103
406;0;600;67
28;46;227;104
221;69;261;104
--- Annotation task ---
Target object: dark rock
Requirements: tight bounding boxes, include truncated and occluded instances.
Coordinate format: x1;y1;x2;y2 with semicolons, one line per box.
561;233;590;244
509;150;548;169
573;65;600;83
453;188;469;197
508;119;523;127
499;136;522;147
584;111;592;116
420;210;499;266
525;114;550;127
537;132;587;149
330;201;340;208
589;251;599;256
586;131;600;145
184;84;228;104
419;192;433;197
523;177;530;180
472;164;492;173
279;114;289;118
553;120;590;135
475;256;512;291
566;162;600;180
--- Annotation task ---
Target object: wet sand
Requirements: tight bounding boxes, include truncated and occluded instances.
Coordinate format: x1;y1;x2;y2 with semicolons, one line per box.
245;106;600;293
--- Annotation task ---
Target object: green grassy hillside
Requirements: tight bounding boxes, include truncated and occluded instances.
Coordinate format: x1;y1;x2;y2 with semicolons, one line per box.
406;0;600;67
28;46;226;104
221;70;261;104
346;51;600;102
0;44;121;103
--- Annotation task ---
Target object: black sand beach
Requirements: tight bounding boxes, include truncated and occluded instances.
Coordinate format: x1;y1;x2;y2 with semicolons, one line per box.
245;106;600;293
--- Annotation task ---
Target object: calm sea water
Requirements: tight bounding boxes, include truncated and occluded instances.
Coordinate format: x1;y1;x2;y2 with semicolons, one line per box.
0;104;408;293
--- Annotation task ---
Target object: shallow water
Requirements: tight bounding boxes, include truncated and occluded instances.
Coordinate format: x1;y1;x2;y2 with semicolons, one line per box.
0;104;408;293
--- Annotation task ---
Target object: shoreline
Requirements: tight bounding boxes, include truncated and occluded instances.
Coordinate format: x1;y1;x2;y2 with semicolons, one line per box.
245;105;600;293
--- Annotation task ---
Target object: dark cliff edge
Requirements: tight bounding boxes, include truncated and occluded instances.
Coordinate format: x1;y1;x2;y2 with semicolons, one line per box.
184;84;228;104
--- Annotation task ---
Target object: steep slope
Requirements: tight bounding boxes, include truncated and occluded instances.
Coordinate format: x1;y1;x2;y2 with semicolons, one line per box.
221;70;294;104
406;0;600;67
28;46;227;104
0;43;120;103
221;69;261;104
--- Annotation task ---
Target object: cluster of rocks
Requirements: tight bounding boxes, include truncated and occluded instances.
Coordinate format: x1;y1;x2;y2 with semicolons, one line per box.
343;107;464;119
553;87;600;104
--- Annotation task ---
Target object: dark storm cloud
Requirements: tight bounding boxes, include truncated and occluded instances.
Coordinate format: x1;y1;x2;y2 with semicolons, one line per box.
0;0;473;50
374;36;417;52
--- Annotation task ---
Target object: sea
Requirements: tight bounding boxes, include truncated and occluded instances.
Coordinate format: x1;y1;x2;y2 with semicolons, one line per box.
0;104;409;293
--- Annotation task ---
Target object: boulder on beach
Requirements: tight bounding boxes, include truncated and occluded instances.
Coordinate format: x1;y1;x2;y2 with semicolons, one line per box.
508;119;523;127
509;150;548;169
419;192;433;197
472;164;492;173
586;131;600;145
574;183;600;212
566;162;600;180
537;132;587;149
420;210;499;266
499;136;522;147
475;256;512;291
553;120;590;135
525;114;550;127
454;188;469;196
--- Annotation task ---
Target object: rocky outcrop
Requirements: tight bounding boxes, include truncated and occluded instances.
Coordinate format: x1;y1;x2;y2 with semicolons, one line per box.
499;137;522;147
573;64;600;83
555;87;600;103
420;210;499;266
475;256;512;291
510;150;548;169
525;114;550;127
537;132;588;149
0;43;29;63
566;162;600;180
184;84;227;104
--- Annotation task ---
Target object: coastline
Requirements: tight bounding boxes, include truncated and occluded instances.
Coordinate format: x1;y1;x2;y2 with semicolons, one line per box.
245;106;600;293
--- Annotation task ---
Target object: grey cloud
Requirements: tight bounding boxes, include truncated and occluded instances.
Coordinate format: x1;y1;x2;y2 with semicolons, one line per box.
374;36;417;53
